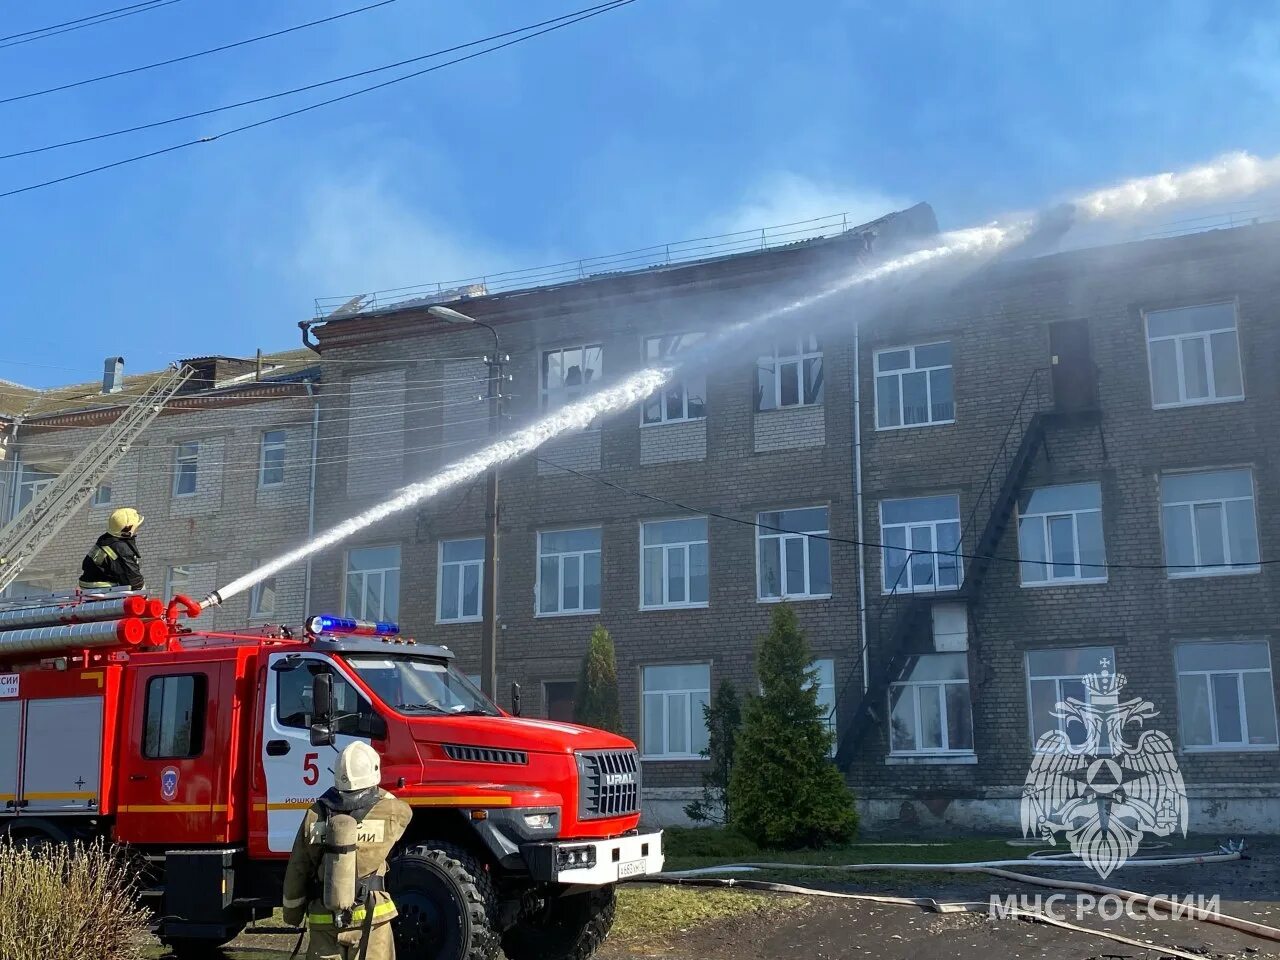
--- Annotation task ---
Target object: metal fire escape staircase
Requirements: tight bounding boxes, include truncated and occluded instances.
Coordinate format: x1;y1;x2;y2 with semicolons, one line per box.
836;366;1081;768
0;364;194;594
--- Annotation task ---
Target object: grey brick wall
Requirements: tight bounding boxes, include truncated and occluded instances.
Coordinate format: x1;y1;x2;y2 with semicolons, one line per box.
753;404;825;452
638;419;706;465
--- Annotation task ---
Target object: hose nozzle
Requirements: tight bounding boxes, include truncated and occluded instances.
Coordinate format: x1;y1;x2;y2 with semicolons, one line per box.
200;591;223;609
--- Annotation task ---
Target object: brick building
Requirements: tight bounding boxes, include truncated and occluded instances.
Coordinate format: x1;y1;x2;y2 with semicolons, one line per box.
305;214;1280;831
0;353;319;630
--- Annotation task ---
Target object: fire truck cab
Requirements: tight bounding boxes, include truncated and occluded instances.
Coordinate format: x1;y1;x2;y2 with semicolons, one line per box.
0;600;662;960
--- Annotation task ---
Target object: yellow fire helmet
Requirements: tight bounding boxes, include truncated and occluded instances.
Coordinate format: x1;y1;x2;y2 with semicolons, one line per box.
107;507;144;537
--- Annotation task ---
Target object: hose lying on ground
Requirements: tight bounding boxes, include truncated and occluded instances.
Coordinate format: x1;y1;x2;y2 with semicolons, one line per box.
654;849;1280;945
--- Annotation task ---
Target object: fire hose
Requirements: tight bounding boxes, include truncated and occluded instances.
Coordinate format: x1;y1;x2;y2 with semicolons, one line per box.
649;847;1280;954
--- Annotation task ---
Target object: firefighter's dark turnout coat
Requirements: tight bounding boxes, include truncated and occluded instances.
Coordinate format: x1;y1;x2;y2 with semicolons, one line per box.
282;787;413;960
78;533;144;590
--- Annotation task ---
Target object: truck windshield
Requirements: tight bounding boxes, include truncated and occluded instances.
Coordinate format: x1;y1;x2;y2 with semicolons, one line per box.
342;656;499;717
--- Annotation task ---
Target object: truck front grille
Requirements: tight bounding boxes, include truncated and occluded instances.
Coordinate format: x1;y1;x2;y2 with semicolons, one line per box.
442;744;528;765
577;749;640;820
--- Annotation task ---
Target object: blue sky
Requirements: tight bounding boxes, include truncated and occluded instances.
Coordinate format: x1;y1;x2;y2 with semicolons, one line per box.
3;0;1280;389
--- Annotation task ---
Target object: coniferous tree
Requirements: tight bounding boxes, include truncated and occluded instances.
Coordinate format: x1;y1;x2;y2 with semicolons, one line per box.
684;679;743;824
573;624;622;734
728;604;858;847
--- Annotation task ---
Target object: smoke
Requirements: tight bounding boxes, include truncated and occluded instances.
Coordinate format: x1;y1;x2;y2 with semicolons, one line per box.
207;149;1280;610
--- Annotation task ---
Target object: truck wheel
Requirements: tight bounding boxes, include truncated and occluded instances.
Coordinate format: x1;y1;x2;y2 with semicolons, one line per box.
158;933;243;960
387;841;498;960
501;888;616;960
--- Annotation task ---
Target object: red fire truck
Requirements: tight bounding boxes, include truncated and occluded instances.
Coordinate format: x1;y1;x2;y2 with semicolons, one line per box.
0;593;663;960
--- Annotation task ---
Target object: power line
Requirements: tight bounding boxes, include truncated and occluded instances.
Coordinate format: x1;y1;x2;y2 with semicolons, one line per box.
0;0;184;51
0;0;401;106
0;0;635;164
533;455;1273;575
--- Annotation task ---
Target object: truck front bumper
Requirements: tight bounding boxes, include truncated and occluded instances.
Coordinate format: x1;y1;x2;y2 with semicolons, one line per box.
522;831;664;885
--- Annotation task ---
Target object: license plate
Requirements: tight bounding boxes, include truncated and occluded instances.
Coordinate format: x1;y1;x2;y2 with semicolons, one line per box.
618;859;647;880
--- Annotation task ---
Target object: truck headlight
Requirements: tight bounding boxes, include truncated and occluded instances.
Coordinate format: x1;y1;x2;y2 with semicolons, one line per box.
556;845;597;870
523;813;555;830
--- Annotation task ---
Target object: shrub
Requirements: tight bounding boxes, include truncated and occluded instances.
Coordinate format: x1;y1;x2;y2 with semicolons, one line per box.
0;839;150;960
728;604;859;848
574;624;622;733
684;680;742;824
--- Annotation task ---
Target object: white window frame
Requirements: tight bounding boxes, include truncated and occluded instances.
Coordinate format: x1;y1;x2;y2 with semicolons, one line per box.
92;482;113;508
1160;468;1260;579
259;429;287;488
642;334;706;426
756;336;823;411
811;658;837;757
173;440;199;498
755;506;831;602
165;565;190;598
1176;641;1278;753
540;343;603;413
879;496;963;594
15;465;54;513
1024;646;1117;751
874;341;955;430
640;517;709;610
249;571;278;620
641;663;711;760
1144;302;1245;409
536;527;602;617
1017;483;1107;586
437;537;484;624
343;545;401;622
888;655;973;757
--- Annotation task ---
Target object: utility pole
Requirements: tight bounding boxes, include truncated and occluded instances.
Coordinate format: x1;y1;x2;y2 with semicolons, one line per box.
429;306;505;701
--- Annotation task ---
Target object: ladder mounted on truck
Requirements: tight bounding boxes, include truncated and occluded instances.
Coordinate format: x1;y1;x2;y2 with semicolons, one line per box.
0;364;194;594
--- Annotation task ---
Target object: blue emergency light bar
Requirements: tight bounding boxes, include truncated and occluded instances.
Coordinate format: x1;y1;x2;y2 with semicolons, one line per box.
305;615;401;637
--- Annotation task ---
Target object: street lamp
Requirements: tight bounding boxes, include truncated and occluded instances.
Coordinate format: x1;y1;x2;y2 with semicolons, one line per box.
428;305;505;702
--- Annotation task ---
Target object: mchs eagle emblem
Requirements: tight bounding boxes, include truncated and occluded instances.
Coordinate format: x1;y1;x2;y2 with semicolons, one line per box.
1020;661;1187;879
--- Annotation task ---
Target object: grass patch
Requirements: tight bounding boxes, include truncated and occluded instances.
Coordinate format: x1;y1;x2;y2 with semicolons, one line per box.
662;826;1021;874
613;885;801;949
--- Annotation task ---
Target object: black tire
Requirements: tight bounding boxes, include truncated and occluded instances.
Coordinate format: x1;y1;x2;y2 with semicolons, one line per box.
501;887;616;960
387;841;499;960
2;818;72;850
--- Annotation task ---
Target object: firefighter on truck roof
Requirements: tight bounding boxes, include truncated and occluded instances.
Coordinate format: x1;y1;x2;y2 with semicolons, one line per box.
78;507;145;591
282;742;413;960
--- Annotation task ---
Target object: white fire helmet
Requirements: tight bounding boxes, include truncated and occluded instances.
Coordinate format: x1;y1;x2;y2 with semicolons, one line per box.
334;742;381;793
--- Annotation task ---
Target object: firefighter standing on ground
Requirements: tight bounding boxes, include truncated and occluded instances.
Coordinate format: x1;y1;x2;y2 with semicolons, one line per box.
78;507;145;590
282;742;413;960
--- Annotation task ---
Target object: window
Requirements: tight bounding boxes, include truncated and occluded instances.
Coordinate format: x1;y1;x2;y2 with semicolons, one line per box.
93;483;112;507
544;680;577;722
756;336;823;410
642;664;710;759
1146;302;1243;408
143;674;207;758
888;654;973;755
1017;483;1106;585
438;538;484;623
811;659;837;755
641;518;709;608
537;528;601;615
875;342;954;429
16;466;54;512
166;565;190;597
1026;647;1116;749
756;507;831;600
277;664;372;736
250;574;277;619
1176;642;1278;750
173;441;199;497
541;344;603;411
260;430;286;487
344;545;401;621
643;334;706;424
880;495;962;593
1160;469;1259;577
